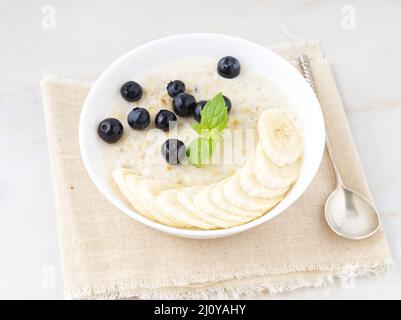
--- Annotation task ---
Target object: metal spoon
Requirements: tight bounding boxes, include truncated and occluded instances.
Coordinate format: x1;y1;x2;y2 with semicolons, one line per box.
298;54;381;240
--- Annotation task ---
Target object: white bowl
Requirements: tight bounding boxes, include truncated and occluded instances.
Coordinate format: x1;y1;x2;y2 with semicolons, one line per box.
79;33;325;239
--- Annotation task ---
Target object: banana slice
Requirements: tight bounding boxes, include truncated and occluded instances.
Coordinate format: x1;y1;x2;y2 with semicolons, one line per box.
238;159;289;199
112;169;157;222
258;109;303;166
253;145;300;189
194;185;252;224
210;179;264;218
223;174;284;212
156;189;216;230
177;187;239;229
125;174;188;228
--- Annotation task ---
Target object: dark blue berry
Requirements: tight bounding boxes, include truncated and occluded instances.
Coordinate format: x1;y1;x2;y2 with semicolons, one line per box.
223;95;232;113
217;56;240;79
120;81;143;102
161;139;186;165
155;110;177;131
127;107;150;130
167;80;186;97
193;100;207;122
172;93;196;117
98;118;123;143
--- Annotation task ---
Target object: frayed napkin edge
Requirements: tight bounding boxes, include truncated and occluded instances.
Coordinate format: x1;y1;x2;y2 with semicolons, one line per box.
66;259;395;300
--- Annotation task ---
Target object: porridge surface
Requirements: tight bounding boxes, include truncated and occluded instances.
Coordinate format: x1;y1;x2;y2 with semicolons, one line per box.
105;56;298;187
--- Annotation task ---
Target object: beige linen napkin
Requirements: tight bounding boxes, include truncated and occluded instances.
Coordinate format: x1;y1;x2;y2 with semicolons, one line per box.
41;42;392;299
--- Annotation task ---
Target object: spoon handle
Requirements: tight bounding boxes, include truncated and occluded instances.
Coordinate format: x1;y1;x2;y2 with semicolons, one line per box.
298;55;343;186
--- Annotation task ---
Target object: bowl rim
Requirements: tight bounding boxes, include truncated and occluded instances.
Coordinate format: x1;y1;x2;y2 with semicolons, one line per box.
79;32;325;238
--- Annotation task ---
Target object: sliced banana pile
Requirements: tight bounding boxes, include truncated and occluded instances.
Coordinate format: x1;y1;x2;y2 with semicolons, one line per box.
113;109;303;230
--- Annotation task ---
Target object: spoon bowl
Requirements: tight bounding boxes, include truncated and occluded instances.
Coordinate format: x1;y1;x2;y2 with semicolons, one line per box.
325;186;381;240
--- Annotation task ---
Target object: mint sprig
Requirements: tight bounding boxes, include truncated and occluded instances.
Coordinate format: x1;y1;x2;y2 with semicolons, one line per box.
187;93;228;166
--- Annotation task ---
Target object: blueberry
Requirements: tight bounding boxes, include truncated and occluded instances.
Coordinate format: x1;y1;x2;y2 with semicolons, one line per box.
98;118;123;143
193;100;207;122
127;107;150;130
172;93;196;117
223;95;232;113
120;81;143;102
161;139;186;165
217;56;241;79
166;80;186;97
155;109;177;131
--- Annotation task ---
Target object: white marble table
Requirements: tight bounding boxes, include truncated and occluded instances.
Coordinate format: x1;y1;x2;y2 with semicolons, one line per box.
0;0;400;299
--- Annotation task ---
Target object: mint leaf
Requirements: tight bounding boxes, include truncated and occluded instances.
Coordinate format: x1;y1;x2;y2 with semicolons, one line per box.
187;93;229;167
208;137;216;156
186;137;215;167
200;93;228;133
205;128;223;141
191;123;204;135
